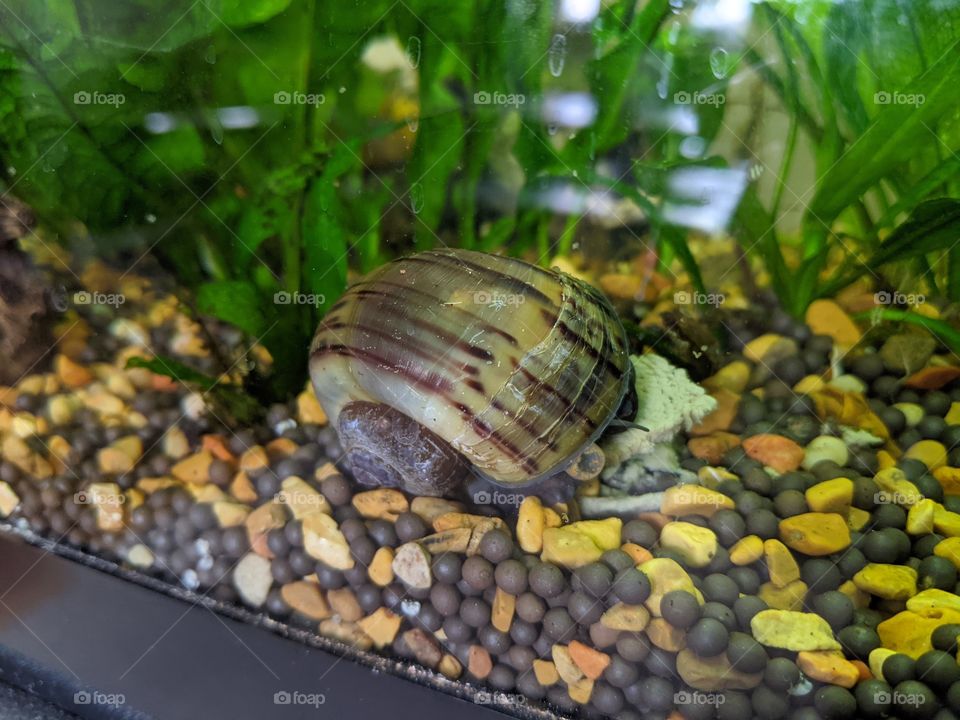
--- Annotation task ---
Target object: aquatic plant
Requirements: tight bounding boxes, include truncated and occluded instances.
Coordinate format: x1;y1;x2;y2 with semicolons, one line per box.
1;0;958;400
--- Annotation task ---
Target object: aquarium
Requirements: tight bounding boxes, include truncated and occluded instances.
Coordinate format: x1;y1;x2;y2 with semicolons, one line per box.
2;0;960;718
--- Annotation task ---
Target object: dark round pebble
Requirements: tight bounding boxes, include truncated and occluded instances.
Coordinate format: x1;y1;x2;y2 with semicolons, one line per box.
884;653;917;685
802;558;843;592
813;590;855;631
686;617;729;657
920;556;958;591
462;556;494;591
733;596;768;631
478;529;513;563
616;634;649;663
754;684;791;720
611;567;650;605
838;624;881;659
542;607;576;642
661;590;701;629
933;624;960;653
729;566;762;595
529;562;565;599
727;631;767;673
917;650;960;689
893;680;940;719
394;512;427;542
494;559;527;595
814;685;857;719
432;553;462;585
710;509;747;546
764;656;800;691
622;520;658;548
575;562;613;599
855;678;893;719
459;597;490;628
516;592;546;623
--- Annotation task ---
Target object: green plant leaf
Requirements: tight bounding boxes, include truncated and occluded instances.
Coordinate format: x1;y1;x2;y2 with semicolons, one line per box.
808;39;960;225
196;279;268;338
853;308;960;358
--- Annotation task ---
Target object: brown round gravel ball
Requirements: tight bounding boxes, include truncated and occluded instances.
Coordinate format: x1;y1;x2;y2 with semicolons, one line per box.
604;653;640;688
442;616;472;643
510;619;538;646
462;556;494;591
575;562;613;598
568;591;603;625
529;562;565;598
611;567;651;605
367;519;398;547
394;512;427;542
320;474;351;506
460;597;491;628
516;592;546;623
479;625;511;654
432;553;462;585
494;559;528;595
221;526;248;558
430;584;461;616
622;519;658;548
478;529;513;563
542;607;576;642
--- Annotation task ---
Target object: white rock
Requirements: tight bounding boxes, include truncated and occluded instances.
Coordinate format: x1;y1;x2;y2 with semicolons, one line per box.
802;436;849;470
233;553;273;607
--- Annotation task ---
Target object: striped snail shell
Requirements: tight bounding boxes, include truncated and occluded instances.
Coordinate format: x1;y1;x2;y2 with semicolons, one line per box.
309;249;635;496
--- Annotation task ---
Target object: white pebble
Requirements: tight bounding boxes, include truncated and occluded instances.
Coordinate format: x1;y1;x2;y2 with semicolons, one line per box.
828;374;867;394
802;435;849;471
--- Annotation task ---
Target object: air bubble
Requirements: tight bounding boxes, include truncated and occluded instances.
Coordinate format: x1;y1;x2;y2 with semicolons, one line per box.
204;45;216;64
410;183;424;214
548;34;567;77
709;47;729;79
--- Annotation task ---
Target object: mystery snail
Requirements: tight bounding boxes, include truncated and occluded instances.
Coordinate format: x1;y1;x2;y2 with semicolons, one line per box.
309;249;636;496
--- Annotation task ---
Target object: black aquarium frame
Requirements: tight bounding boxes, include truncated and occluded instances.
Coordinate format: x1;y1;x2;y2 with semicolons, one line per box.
0;526;561;720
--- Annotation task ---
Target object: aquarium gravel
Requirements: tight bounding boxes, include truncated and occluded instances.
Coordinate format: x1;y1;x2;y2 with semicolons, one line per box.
2;252;960;720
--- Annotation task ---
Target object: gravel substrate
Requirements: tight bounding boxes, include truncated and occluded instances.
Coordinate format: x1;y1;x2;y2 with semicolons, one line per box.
4;261;960;720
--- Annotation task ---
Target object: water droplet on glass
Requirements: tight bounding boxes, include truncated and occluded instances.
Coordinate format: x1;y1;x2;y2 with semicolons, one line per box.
679;135;706;158
339;86;346;94
406;36;421;69
209;118;224;145
547;123;559;136
406;117;419;133
709;47;729;79
145;213;157;224
42;161;54;173
7;166;15;176
204;45;216;64
410;183;424;214
548;34;567;77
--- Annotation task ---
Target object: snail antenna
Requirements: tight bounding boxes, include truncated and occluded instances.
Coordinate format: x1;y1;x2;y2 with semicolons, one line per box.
608;419;649;432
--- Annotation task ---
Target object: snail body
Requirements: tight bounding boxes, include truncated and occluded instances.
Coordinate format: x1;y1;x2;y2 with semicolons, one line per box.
309;249;634;496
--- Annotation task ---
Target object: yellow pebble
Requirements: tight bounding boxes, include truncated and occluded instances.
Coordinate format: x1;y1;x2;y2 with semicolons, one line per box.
659;522;718;568
763;539;800;588
869;648;897;681
805;478;853;515
847;507;871;532
838;580;871;609
779;513;851;555
758;580;808;611
730;535;764;565
904;440;948;470
907;588;960;614
750;610;841;651
906;499;937;535
541;518;622;569
934;466;960;495
935;537;960;569
853;564;918;601
946;402;960;426
797;650;859;688
878;608;960;658
639;558;701;617
934;505;960;537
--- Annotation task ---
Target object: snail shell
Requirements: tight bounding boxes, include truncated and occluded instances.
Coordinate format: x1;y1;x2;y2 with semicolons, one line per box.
310;249;633;494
